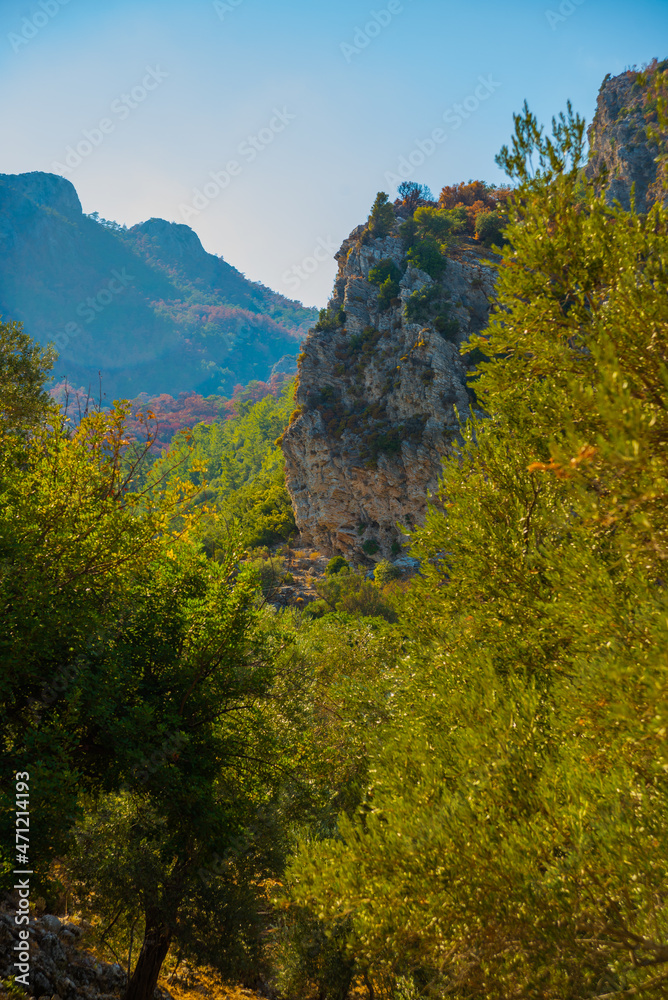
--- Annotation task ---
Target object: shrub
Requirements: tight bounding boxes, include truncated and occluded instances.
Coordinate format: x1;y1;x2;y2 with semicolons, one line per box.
314;305;346;333
315;567;397;621
244;555;285;592
407;235;447;279
368;259;402;286
374;559;402;586
433;314;459;341
362;539;380;555
405;285;443;324
399;216;418;248
377;276;400;310
475;209;508;247
414;206;457;245
326;555;348;576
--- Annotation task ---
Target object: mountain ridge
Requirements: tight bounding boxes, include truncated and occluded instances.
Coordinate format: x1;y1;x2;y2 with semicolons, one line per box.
0;171;317;398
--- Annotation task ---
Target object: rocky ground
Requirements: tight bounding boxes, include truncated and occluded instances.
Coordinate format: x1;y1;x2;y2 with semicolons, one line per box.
0;905;258;1000
0;906;129;1000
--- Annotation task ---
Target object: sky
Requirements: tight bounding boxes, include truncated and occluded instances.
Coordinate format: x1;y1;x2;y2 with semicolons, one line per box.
1;0;667;308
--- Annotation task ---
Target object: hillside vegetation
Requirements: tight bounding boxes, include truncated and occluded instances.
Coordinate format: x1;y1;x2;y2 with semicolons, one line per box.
0;173;316;399
1;63;668;1000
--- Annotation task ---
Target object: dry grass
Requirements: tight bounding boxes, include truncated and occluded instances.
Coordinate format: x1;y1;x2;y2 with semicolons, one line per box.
162;968;261;1000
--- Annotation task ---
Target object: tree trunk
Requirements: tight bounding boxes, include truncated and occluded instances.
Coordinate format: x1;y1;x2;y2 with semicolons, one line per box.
123;915;172;1000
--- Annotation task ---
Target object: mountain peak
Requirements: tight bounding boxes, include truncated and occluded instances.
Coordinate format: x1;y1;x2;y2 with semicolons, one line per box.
0;171;82;221
129;218;210;261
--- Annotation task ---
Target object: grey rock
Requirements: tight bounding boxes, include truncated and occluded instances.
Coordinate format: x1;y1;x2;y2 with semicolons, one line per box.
61;923;82;938
585;62;668;213
33;971;54;996
40;932;66;966
392;556;420;572
271;354;299;377
35;950;57;977
0;171;82;221
282;216;495;559
41;915;62;934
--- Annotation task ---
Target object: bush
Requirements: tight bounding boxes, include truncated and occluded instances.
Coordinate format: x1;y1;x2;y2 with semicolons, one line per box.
326;555;348;576
407;235;447;279
243;555;285;592
368;259;402;287
315;567;397;622
314;305;346;333
475;209;508;247
362;539;380;555
377;277;400;310
433;314;459;342
274;906;356;1000
405;285;443;324
414;206;457;245
374;560;402;586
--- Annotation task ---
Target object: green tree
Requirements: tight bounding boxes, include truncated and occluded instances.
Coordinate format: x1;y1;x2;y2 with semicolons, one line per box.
58;546;294;1000
0;317;56;431
367;192;395;237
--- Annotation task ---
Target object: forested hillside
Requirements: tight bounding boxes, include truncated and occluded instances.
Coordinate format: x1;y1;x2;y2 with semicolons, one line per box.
0;172;316;399
1;60;668;1000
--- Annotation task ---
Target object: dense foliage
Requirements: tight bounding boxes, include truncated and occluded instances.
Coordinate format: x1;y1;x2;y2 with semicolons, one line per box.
150;380;297;551
288;99;668;998
3;73;668;1000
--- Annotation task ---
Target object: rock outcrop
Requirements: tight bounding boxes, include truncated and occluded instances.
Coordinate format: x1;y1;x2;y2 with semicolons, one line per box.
281;213;496;560
585;60;667;212
0;906;129;1000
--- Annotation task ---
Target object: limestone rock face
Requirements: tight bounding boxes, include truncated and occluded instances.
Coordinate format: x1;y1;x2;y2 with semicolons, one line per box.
281;215;496;560
585;62;667;213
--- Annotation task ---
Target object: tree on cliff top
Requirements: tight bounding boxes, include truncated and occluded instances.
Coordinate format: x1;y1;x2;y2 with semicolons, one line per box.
367;192;395;237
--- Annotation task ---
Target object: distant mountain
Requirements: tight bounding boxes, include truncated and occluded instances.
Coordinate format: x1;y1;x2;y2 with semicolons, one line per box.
0;171;317;398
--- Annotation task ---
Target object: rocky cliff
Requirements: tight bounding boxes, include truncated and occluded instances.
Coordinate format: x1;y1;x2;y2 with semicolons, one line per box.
281;209;496;561
282;64;668;563
585;60;667;212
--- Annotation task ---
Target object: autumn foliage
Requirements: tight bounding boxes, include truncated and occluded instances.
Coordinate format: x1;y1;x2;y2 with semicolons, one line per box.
438;179;511;236
50;373;291;452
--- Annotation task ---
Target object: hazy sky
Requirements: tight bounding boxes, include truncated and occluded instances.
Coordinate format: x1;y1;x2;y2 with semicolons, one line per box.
1;0;666;307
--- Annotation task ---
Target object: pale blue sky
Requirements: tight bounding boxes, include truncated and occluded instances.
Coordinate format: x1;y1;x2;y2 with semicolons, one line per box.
1;0;666;307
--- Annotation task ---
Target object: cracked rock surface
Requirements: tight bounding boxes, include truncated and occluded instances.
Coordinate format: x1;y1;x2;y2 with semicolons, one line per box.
281;215;497;560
